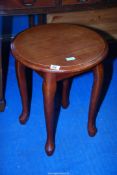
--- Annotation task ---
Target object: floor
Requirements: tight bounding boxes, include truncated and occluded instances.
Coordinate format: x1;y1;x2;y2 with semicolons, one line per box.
0;16;117;175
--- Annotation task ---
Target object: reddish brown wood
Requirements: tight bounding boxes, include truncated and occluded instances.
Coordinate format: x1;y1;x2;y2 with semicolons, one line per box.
88;63;104;136
62;79;71;108
0;0;116;111
11;24;108;155
11;24;108;73
0;0;116;16
42;73;57;156
16;61;29;124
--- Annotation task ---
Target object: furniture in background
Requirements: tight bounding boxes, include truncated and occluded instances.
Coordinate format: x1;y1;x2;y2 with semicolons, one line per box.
11;23;108;155
0;0;117;111
47;6;117;40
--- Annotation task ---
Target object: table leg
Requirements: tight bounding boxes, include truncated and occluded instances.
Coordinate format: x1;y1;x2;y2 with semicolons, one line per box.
38;14;46;25
16;61;29;124
0;16;13;112
43;73;57;156
0;63;6;111
88;63;104;136
28;15;35;27
62;79;70;108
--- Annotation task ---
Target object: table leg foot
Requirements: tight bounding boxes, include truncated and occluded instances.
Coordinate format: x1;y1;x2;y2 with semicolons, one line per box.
43;73;56;156
0;99;6;112
19;112;29;124
88;63;104;137
45;141;55;156
16;61;29;124
88;126;97;137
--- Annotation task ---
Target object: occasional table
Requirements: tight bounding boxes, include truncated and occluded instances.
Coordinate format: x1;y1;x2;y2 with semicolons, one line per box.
11;23;108;156
0;0;116;111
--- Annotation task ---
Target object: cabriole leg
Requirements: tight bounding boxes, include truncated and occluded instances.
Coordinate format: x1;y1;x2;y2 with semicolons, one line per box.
43;73;57;156
62;79;71;108
88;63;104;136
16;61;29;124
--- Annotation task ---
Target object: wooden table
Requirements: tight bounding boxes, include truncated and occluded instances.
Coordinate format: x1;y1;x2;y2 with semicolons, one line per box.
0;0;116;111
11;23;108;155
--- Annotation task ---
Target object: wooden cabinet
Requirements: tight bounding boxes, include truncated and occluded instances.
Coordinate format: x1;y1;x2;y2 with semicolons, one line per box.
36;0;55;7
62;0;102;5
0;0;56;11
0;0;117;15
23;0;55;7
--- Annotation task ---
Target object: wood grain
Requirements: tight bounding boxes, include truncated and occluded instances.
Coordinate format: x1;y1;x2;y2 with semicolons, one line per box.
47;7;117;40
11;23;108;73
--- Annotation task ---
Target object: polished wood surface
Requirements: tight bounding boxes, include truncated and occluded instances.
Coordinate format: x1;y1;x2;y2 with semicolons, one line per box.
11;24;108;155
11;24;108;73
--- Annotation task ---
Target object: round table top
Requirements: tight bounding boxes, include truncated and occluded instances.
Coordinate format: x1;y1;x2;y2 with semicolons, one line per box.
11;23;108;73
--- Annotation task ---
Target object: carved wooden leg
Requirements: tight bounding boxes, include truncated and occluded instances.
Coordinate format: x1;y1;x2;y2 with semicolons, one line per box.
62;79;70;108
88;63;104;136
43;73;57;156
16;61;29;124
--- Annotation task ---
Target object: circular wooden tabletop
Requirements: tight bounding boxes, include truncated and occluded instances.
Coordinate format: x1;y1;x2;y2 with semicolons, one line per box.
11;24;108;73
